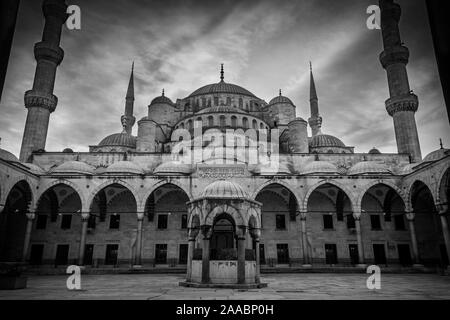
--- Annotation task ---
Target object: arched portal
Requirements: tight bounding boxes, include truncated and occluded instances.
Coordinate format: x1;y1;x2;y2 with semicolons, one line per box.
255;183;298;266
306;183;352;265
0;180;32;262
361;184;409;266
32;183;82;266
144;183;190;265
410;181;443;266
89;183;137;266
210;213;236;260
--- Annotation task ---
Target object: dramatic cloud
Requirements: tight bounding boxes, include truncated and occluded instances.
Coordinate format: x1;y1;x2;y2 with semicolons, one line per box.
0;0;448;157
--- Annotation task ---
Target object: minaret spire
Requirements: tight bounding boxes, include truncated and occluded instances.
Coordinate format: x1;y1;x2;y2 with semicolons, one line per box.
121;62;136;134
308;62;322;136
220;63;224;82
379;0;421;162
19;0;68;162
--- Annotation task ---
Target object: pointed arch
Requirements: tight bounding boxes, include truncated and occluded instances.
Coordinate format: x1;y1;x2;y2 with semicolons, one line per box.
356;180;407;212
87;179;139;213
34;179;86;212
139;180;192;212
204;204;244;227
252;180;301;210
303;180;354;212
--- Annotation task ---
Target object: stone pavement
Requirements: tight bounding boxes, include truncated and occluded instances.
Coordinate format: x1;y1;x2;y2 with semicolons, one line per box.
0;273;450;300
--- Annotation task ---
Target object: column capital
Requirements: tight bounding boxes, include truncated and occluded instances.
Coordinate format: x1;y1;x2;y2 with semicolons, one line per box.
81;212;90;221
437;203;449;216
26;212;36;220
405;211;415;221
201;225;212;239
352;211;362;220
136;212;144;221
298;210;307;221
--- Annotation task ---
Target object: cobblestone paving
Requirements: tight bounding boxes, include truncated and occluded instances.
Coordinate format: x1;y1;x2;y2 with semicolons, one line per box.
1;273;450;300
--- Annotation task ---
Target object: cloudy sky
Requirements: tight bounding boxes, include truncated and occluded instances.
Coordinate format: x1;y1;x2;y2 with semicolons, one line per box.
0;0;448;157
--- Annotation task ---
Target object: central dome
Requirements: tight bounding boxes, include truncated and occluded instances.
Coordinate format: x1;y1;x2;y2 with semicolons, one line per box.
188;81;257;99
196;105;247;115
201;180;248;199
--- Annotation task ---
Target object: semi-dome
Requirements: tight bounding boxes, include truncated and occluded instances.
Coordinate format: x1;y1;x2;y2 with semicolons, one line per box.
62;148;74;153
50;161;95;175
188;81;257;99
22;163;45;175
299;161;338;175
105;161;144;174
348;161;392;175
368;147;381;154
153;161;192;175
269;95;294;105
310;134;346;148
196;105;247;115
423;148;449;162
201;180;248;199
0;148;19;162
98;132;136;148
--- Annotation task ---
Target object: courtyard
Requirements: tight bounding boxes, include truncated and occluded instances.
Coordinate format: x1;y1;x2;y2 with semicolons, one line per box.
0;273;449;300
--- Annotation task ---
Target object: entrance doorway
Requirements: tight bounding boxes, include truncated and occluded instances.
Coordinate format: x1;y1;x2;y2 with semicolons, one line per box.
210;214;236;260
397;244;412;266
348;244;359;265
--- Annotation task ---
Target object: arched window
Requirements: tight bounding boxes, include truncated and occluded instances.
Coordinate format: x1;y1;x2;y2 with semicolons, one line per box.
180;122;185;129
208;98;211;107
252;119;257;129
226;97;231;105
231;116;237;127
187;120;193;130
239;98;243;108
242;117;248;129
208;116;214;127
260;123;264;129
202;98;206;107
220;115;226;127
214;97;219;106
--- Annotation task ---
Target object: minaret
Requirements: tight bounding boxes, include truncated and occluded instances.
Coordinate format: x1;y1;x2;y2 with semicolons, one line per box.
308;62;322;136
19;0;67;162
379;0;422;163
120;62;136;134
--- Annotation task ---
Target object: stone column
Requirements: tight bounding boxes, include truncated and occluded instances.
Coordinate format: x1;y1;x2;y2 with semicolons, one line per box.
22;212;35;262
251;228;261;284
300;211;311;266
353;212;366;267
134;213;144;266
437;204;450;269
78;213;89;265
201;226;212;284
186;227;199;282
405;211;422;266
237;227;247;285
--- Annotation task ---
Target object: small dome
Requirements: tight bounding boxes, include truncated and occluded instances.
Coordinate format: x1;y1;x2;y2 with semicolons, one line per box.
0;148;19;162
368;147;381;154
310;134;346;148
423;148;449;162
98;132;136;148
201;180;248;199
153;161;192;175
348;161;391;175
150;94;173;106
51;161;95;175
196;105;247;115
22;163;45;175
269;95;294;105
62;148;74;153
299;161;338;175
105;161;144;174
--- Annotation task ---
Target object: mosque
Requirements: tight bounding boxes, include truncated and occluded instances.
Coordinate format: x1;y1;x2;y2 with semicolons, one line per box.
0;0;449;283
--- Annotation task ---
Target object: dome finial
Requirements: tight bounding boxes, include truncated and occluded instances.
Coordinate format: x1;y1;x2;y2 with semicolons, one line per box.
440;138;444;149
162;88;165;97
220;63;224;82
279;89;282;96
